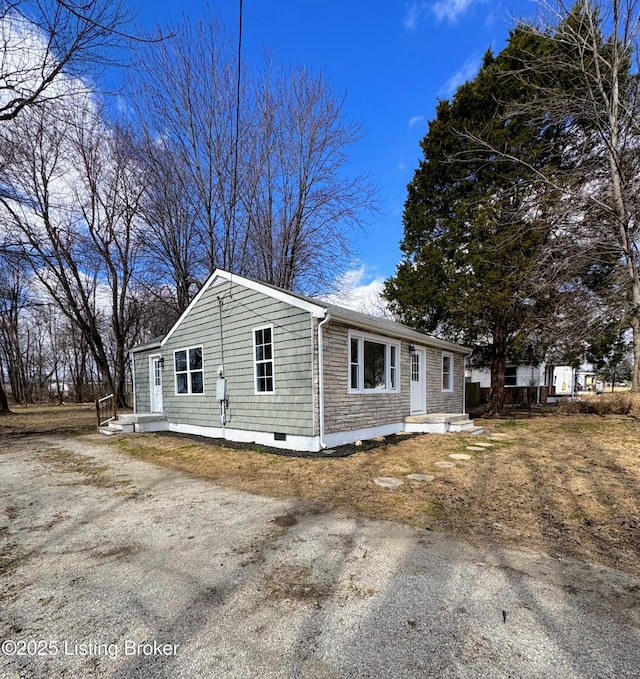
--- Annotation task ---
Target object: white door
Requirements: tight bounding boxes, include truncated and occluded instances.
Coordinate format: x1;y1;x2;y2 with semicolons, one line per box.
150;355;164;413
410;348;426;414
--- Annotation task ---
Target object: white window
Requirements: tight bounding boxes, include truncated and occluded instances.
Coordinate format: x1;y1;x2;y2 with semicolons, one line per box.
254;325;274;394
174;347;204;394
349;331;400;393
411;353;420;383
154;359;162;387
390;344;398;390
350;337;359;390
442;352;454;392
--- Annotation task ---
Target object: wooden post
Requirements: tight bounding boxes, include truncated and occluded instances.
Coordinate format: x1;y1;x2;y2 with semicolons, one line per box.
112;393;117;421
95;399;100;431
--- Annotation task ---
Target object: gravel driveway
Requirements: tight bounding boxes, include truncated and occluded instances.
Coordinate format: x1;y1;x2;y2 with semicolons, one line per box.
1;434;639;678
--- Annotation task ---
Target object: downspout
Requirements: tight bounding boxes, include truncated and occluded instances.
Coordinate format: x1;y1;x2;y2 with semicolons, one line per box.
317;313;331;450
462;354;467;414
130;351;137;414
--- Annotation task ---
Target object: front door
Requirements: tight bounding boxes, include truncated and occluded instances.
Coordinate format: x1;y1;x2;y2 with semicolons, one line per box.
150;355;164;413
410;347;426;414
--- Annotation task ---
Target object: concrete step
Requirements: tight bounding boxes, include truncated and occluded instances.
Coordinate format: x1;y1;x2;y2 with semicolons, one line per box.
449;420;475;432
117;413;167;424
110;421;135;433
405;413;480;435
405;413;470;425
98;419;134;435
114;413;169;433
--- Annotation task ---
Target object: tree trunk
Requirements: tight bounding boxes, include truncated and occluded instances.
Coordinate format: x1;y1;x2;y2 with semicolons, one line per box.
487;325;508;417
0;376;10;414
632;315;640;391
115;367;128;409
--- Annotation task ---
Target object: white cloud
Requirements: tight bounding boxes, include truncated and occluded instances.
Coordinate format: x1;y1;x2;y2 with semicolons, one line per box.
408;115;425;128
403;3;426;30
323;265;393;319
439;55;481;97
432;0;478;23
404;0;481;31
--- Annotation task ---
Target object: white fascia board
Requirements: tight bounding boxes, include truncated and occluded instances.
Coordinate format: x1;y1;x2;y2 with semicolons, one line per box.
213;270;326;317
160;270;220;348
160;269;327;349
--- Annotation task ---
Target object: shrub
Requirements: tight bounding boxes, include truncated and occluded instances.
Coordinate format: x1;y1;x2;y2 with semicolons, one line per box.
558;393;636;416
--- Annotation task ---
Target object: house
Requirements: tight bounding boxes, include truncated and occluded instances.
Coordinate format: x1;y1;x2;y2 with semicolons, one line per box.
123;270;476;451
468;362;597;403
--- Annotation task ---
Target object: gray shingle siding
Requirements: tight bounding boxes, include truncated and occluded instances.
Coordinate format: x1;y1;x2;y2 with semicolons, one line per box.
424;346;465;413
159;281;315;436
320;322;466;433
322;322;410;434
133;351;152;413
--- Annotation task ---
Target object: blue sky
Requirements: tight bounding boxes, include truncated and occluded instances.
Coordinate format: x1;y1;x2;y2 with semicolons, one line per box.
127;0;536;291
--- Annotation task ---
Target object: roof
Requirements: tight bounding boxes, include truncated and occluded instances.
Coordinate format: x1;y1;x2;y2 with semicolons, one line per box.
133;269;471;355
131;336;163;354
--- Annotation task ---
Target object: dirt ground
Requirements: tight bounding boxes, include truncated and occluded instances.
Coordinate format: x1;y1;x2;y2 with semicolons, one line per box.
2;431;639;678
2;404;639;576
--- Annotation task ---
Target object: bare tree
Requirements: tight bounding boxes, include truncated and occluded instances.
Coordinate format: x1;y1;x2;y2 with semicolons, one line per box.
0;0;133;122
0;251;30;405
464;1;640;388
132;15;249;282
131;16;377;295
62;318;94;402
245;67;377;293
0;97;144;406
135;132;202;315
71;115;145;405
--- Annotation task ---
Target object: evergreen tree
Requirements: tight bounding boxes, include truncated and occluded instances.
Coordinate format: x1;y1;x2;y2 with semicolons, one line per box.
384;31;567;415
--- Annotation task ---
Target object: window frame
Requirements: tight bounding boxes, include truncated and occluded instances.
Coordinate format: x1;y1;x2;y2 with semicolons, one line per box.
173;346;204;396
253;324;275;395
505;366;518;387
441;351;454;392
348;330;401;394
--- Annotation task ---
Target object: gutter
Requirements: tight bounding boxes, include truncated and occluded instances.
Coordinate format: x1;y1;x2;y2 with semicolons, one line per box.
317;312;331;450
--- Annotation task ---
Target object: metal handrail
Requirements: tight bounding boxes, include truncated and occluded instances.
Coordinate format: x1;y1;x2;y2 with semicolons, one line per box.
96;394;117;429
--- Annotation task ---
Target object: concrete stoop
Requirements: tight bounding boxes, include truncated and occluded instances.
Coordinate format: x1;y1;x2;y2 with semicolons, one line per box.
405;413;484;436
99;413;168;436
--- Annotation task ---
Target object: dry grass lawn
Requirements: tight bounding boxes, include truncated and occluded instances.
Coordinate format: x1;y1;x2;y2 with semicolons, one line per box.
2;402;639;576
0;403;97;437
111;413;640;576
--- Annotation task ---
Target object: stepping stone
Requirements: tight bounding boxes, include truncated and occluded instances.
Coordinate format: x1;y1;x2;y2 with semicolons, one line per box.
374;477;404;489
466;446;486;452
435;461;455;468
489;433;509;439
407;473;435;482
449;453;471;461
473;442;494;448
